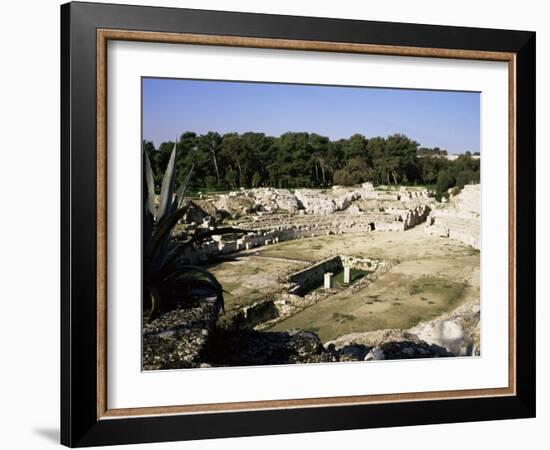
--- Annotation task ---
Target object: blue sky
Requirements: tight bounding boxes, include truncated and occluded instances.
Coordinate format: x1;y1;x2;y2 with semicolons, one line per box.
142;78;480;154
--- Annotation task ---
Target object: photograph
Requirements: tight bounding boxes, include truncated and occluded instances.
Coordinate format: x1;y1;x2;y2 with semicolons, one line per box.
141;78;482;370
54;1;537;446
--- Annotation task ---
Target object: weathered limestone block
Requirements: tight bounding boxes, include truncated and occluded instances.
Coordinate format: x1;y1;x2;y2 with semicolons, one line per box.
456;184;481;215
345;204;362;215
326;329;454;360
409;301;480;356
332;190;361;211
247;188;301;213
294;189;336;215
424;184;480;249
364;347;385;361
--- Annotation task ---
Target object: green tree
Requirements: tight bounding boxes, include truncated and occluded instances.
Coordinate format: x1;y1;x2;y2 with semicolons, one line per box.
251;172;262;188
333;157;371;186
150;131;479;193
436;170;454;198
198;132;223;183
224;169;239;189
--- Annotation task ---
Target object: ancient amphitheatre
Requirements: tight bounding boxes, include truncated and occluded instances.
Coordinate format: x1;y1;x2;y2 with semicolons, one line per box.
143;181;481;369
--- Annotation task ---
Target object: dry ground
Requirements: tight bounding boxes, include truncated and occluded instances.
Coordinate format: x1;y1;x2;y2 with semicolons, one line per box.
208;226;480;342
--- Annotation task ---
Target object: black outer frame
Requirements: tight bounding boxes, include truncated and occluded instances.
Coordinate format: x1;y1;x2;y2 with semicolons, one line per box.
60;1;536;447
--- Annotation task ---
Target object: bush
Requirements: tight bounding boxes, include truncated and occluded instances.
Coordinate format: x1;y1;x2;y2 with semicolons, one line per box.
436;170;454;193
456;170;475;189
205;176;219;190
449;186;461;197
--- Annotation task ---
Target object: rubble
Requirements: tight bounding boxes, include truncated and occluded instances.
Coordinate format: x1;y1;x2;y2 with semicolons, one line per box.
142;295;222;370
173;185;436;265
325;299;479;358
409;301;480;356
425;184;480;249
203;328;453;367
144;182;480;370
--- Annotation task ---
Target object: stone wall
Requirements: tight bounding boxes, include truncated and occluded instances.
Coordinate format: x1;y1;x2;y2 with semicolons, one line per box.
173;185;434;265
221;299;279;330
174;203;432;265
339;255;379;272
287;255;343;296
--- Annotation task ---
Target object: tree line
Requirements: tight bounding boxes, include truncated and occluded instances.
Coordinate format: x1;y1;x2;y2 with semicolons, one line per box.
144;131;480;197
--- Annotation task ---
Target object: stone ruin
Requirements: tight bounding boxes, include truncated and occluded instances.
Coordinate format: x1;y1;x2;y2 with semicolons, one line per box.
219;254;388;333
424;184;480;249
286;254;380;296
174;183;435;265
143;183;482;370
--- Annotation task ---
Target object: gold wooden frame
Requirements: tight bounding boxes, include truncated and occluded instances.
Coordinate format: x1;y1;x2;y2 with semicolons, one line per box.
96;29;516;420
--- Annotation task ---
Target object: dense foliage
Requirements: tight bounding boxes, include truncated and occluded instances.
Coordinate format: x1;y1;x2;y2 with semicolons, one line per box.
144;131;480;198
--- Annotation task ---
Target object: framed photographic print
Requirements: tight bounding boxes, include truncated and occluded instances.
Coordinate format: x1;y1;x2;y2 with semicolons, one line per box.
60;1;536;447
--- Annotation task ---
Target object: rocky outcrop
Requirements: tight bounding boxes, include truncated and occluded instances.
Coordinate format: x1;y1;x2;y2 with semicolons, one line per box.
362;341;453;360
203;329;337;366
326;300;480;358
327;330;454;361
142;295;221;370
425;184;480;249
211;195;256;219
294;189;337;215
250;188;301;213
203;328;453;367
327;328;424;349
409;301;480;356
182;185;434;227
143;296;457;370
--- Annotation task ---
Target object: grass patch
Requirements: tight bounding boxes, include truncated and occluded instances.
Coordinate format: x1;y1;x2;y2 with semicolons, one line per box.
407;276;467;304
333;268;369;285
331;312;356;323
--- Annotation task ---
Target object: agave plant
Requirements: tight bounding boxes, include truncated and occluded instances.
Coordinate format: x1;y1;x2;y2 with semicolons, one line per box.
143;144;243;321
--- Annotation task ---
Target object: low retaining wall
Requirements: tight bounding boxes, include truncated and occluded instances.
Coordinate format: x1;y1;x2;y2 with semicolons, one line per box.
288;255;343;296
221;299;279;330
175;204;431;265
340;255;379;272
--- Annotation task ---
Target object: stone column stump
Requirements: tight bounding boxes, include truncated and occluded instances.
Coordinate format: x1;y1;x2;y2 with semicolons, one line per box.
324;272;334;289
343;267;352;284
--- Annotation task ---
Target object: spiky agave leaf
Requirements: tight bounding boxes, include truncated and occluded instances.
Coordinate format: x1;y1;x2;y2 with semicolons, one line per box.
156;143;178;222
162;276;222;296
176;164;194;209
144;205;190;279
143;150;157;217
164;265;222;287
161;278;225;314
163;265;225;312
147;285;162;322
142;145;242;319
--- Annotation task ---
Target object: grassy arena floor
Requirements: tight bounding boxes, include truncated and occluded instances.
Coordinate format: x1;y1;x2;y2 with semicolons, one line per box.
207;226;480;342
